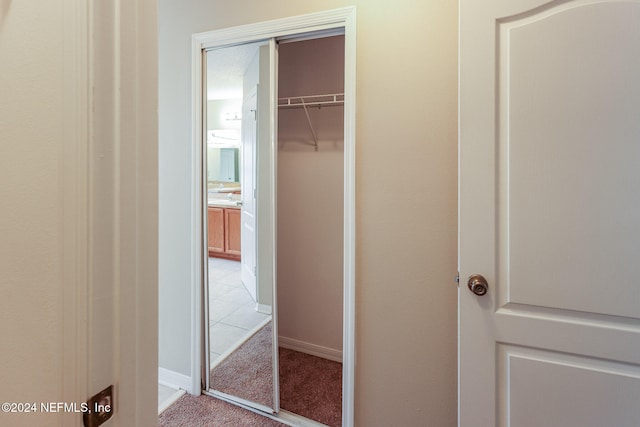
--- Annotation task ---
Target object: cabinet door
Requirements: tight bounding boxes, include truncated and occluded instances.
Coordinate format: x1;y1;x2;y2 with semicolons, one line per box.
207;207;224;253
224;208;241;256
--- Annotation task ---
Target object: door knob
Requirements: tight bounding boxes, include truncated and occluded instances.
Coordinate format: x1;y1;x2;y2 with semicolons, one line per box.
467;274;488;296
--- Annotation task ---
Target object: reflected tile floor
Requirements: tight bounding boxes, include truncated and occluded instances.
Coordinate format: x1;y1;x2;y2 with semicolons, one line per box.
208;257;270;364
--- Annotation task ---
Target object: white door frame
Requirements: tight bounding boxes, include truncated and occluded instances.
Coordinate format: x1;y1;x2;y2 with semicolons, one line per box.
62;1;90;424
240;86;258;304
190;7;357;426
64;0;158;424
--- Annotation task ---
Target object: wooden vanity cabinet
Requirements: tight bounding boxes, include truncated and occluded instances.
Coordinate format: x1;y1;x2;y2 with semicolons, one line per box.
224;208;241;256
208;206;240;260
207;207;225;254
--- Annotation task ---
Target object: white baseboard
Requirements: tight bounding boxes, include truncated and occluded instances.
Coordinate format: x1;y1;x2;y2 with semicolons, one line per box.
256;303;272;315
158;367;192;392
278;336;342;363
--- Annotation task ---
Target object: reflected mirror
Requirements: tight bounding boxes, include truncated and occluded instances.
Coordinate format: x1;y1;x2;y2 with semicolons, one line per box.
208;146;239;183
204;40;276;412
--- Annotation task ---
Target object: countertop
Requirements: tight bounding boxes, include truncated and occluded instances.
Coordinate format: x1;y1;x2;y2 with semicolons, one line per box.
207;198;241;208
207;186;241;193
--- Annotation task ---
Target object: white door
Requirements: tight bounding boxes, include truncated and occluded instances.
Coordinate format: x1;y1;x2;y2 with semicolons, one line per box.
241;88;257;301
459;1;640;426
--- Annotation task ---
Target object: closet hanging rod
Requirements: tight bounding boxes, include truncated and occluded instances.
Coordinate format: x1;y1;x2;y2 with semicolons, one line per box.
278;93;344;109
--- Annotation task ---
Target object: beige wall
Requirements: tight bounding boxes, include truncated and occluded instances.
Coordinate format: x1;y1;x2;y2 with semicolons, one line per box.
0;2;64;425
159;1;458;425
277;36;345;353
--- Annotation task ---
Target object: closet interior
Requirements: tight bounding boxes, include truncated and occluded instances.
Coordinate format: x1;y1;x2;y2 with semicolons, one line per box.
277;35;345;426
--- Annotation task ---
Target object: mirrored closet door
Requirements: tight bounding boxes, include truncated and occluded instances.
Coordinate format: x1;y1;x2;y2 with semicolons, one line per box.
202;39;278;413
198;23;350;426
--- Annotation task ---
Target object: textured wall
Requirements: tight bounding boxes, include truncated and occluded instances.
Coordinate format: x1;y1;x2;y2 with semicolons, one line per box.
0;2;64;426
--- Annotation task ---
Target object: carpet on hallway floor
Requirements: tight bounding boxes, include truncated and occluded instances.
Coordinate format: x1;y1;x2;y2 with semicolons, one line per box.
159;323;342;426
157;393;285;427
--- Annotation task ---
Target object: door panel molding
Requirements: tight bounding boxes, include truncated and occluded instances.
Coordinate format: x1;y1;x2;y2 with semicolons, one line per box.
497;0;640;319
460;0;640;425
498;345;640;427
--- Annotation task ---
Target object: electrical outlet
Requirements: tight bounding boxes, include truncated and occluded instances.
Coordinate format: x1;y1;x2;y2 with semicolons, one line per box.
83;385;114;427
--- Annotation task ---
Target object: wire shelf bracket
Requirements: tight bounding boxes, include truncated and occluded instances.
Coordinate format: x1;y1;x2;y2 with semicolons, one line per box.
278;93;344;151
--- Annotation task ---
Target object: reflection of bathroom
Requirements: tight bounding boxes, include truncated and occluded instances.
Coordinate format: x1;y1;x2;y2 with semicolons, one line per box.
205;43;268;368
206;76;242;208
206;95;243;265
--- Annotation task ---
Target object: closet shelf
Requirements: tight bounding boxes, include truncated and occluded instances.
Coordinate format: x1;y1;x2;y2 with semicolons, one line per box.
278;93;343;151
278;93;344;109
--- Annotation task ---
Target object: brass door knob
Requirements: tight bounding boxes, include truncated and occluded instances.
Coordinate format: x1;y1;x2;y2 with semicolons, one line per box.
467;274;488;296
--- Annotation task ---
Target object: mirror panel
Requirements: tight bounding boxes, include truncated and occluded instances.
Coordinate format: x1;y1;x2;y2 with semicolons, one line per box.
207;147;239;183
204;40;276;412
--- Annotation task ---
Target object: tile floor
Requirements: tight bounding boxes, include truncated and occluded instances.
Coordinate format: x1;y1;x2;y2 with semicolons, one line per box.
207;257;271;364
158;384;177;404
158;257;271;412
158;384;183;414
